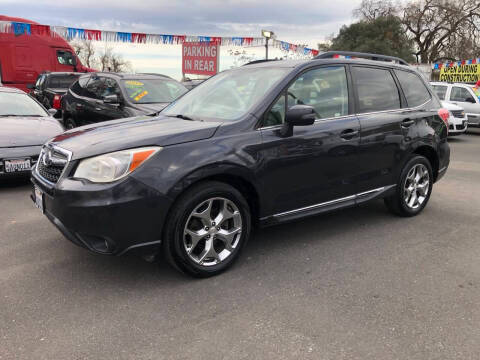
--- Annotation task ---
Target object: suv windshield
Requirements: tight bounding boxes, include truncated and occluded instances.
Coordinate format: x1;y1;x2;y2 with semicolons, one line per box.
122;79;188;104
163;67;290;121
48;75;80;89
0;93;48;117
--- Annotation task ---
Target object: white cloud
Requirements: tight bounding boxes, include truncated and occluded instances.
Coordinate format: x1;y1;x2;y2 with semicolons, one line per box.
2;0;362;78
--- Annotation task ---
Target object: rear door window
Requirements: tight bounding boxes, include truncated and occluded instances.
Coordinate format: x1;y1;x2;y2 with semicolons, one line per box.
352;67;401;113
450;87;476;103
431;85;448;100
70;76;89;96
84;76;106;100
395;70;431;107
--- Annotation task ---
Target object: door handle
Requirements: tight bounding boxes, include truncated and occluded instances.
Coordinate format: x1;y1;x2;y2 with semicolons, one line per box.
95;108;102;111
340;129;359;139
401;118;415;128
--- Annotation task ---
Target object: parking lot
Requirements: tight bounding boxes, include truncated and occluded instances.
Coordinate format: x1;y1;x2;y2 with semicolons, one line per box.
1;130;479;359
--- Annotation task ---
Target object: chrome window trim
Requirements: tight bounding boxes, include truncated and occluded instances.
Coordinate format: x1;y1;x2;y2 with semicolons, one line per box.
355;98;431;117
258;114;354;131
258;100;432;131
264;186;389;219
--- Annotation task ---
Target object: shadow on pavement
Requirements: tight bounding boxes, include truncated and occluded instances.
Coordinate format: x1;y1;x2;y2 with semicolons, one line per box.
0;175;31;189
47;200;391;288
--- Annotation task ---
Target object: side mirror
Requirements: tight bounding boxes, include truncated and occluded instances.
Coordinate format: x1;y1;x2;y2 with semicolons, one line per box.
286;105;316;126
26;84;35;90
465;97;476;103
103;94;120;105
279;105;316;137
47;108;57;116
72;56;77;66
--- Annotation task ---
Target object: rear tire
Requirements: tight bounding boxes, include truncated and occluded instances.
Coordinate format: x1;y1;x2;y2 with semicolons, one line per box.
162;181;251;278
384;155;433;217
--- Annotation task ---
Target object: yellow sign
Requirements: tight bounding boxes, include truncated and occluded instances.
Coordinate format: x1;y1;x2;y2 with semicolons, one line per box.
439;64;480;82
125;80;144;86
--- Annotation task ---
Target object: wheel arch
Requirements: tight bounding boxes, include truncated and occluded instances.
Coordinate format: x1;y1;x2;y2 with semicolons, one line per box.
412;145;439;181
167;163;262;225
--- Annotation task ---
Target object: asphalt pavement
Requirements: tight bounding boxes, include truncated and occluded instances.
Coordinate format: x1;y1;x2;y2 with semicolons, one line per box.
1;129;480;360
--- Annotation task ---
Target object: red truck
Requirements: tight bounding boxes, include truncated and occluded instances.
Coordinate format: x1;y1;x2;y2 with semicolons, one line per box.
0;15;94;92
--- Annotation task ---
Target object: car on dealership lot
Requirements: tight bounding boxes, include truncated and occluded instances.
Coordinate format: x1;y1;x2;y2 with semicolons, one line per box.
431;81;480;127
441;101;468;135
31;51;450;277
0;87;64;177
181;78;206;90
29;72;82;119
61;73;188;129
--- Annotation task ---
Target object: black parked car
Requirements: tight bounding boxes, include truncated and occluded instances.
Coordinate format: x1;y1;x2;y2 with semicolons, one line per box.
31;52;450;277
1;86;64;177
29;72;81;118
61;72;188;129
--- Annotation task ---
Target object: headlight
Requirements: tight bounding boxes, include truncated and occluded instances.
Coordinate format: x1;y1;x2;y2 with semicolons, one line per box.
74;147;161;183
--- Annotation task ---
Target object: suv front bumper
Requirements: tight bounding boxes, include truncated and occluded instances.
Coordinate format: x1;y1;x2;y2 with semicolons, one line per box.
31;168;172;256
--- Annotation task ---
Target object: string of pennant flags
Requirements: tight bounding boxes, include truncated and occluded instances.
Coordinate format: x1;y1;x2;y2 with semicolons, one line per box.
432;58;480;69
0;20;319;57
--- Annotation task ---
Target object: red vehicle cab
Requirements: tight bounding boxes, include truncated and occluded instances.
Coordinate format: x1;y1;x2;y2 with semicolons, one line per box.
0;15;94;92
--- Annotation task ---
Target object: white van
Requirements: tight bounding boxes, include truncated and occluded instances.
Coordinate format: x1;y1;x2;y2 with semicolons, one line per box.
431;82;480;127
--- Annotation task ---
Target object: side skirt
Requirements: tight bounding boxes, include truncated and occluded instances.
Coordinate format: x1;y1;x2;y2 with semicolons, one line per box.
259;184;396;227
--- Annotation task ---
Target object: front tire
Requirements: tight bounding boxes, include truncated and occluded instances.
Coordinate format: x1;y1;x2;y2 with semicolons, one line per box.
162;181;251;277
384;155;433;217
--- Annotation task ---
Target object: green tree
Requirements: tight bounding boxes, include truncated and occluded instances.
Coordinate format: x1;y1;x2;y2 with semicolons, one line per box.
329;15;416;63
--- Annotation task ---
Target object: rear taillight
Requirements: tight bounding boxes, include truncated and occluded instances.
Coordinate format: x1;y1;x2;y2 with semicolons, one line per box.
438;108;450;134
53;94;62;110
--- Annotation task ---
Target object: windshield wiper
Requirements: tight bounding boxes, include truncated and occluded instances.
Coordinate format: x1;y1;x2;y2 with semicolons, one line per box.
165;114;195;121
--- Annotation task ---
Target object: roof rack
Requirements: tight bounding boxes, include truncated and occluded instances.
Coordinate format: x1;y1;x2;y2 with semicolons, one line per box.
243;59;279;66
314;51;409;66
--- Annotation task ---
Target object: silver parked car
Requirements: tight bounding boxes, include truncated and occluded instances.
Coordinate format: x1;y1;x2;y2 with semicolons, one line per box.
431;82;480;127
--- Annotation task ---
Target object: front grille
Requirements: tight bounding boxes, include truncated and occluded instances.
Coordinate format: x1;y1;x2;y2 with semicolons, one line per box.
451;110;464;118
35;146;70;184
37;160;65;183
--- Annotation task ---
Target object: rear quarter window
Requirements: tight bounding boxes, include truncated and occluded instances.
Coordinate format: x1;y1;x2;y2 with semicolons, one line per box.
395;70;431;107
352;66;401;113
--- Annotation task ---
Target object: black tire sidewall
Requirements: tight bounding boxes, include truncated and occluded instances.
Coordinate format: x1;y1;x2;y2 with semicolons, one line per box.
164;182;251;277
396;155;433;216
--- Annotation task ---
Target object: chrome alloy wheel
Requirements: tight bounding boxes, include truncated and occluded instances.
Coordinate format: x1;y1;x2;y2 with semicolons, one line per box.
183;197;243;266
403;164;430;209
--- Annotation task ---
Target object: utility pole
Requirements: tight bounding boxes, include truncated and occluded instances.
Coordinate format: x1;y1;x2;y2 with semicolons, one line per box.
262;30;274;61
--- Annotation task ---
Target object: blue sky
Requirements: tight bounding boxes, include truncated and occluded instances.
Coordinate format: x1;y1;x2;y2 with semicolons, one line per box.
0;0;361;79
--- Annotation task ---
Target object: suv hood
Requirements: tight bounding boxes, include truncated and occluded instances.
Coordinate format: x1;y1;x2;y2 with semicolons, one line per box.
1;116;64;148
49;115;221;160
